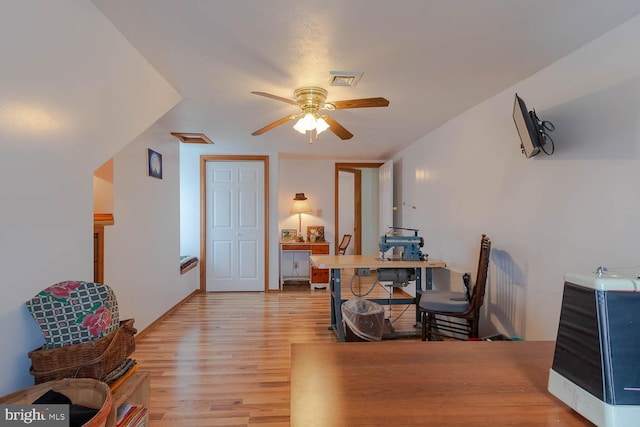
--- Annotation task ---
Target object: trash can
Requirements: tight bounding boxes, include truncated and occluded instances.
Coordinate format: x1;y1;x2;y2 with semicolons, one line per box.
341;298;385;342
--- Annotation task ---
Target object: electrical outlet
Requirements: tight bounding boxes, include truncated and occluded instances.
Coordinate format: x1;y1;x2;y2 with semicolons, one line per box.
293;261;299;269
356;268;371;276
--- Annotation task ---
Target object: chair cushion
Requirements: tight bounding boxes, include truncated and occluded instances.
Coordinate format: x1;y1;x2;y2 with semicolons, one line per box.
419;290;469;313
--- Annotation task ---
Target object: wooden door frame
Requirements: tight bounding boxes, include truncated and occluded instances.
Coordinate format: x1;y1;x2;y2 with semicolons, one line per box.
334;163;383;255
200;155;270;292
336;168;361;254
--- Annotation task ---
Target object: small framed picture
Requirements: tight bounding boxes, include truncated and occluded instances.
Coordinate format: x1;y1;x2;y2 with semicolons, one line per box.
307;225;325;242
281;229;297;242
148;148;163;179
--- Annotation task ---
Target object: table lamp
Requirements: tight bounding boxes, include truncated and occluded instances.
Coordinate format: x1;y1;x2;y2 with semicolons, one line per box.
290;193;312;241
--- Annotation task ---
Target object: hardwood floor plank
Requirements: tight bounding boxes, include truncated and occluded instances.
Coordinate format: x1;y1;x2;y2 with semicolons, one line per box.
132;272;421;426
132;290;333;425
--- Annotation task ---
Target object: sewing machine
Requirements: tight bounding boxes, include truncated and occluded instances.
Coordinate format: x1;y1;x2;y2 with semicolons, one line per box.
377;228;426;288
378;227;426;261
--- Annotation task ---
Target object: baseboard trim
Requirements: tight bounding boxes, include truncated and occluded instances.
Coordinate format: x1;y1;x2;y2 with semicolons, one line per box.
135;289;201;342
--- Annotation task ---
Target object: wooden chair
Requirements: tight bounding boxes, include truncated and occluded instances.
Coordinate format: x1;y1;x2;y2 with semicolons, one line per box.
337;234;352;255
419;234;491;341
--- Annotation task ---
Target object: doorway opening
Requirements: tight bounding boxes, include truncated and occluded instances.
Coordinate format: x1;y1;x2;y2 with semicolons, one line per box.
334;163;383;255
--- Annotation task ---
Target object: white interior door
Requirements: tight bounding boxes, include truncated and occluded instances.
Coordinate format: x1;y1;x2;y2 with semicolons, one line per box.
206;161;264;291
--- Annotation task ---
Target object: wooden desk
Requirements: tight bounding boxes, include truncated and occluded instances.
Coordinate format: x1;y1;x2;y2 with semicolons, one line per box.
291;341;591;427
280;241;330;289
310;255;446;341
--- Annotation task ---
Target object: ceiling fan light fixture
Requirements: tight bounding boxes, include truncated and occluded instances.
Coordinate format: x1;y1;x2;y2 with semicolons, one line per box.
250;85;388;140
315;116;329;134
293;118;306;134
293;113;315;134
293;112;328;135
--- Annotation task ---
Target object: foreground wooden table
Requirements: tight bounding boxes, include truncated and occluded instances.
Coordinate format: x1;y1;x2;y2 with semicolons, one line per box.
310;255;446;341
291;341;592;426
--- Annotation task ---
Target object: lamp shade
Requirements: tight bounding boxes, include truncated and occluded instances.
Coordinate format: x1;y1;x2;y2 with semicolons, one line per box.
315;116;329;134
290;193;312;214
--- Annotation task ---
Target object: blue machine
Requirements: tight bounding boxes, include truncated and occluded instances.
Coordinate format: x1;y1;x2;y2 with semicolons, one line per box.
378;227;425;261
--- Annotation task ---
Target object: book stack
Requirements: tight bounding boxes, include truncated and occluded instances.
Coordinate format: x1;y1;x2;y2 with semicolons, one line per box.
116;403;148;427
105;358;138;391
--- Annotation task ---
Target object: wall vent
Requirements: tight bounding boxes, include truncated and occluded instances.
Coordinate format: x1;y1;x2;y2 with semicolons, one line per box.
329;71;363;87
170;132;214;144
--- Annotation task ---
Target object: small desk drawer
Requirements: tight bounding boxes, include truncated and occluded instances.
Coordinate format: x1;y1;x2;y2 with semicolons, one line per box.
311;244;330;255
282;244;311;251
311;267;329;283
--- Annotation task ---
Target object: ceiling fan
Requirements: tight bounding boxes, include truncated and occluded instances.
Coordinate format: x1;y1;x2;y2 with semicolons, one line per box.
250;86;389;142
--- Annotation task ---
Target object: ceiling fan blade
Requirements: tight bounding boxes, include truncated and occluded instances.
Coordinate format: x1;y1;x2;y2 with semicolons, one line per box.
251;115;296;136
251;91;297;106
324;116;353;140
328;97;389;109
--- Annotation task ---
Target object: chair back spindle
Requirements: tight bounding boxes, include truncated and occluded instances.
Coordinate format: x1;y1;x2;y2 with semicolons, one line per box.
338;234;352;255
470;234;491;316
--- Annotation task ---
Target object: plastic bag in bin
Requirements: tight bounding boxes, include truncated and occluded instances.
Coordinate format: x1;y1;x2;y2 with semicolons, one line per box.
341;298;385;341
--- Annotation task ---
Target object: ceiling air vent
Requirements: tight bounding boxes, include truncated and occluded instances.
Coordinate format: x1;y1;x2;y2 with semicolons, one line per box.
170;132;214;144
329;71;363;87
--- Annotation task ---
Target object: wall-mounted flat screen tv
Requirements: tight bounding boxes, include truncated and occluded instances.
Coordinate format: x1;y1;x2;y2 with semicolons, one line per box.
513;93;544;158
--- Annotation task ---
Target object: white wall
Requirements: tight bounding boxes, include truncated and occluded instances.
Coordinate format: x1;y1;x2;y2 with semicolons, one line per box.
179;145;202;258
338;171;355;254
279;159;336;250
94;159;114;213
361;168;379;255
105;125;195;331
394;14;640;340
0;1;180;394
338;168;380;255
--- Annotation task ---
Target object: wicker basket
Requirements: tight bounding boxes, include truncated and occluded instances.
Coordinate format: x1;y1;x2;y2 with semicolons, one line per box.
29;319;136;384
0;378;112;427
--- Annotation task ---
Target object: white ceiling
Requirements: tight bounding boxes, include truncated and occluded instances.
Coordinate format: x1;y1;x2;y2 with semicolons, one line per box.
92;0;640;160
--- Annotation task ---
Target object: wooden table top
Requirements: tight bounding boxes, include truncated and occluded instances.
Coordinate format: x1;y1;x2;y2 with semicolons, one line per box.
309;254;446;269
291;340;592;427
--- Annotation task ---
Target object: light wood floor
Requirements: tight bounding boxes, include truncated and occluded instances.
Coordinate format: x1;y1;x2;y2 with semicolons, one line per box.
132;275;420;426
